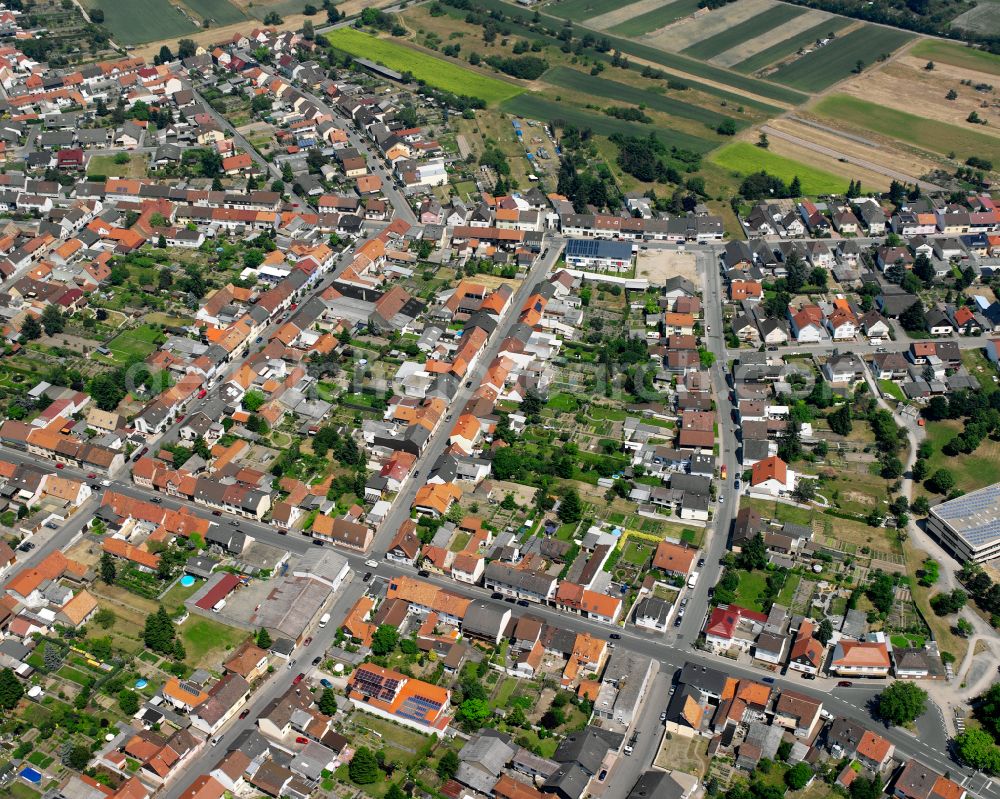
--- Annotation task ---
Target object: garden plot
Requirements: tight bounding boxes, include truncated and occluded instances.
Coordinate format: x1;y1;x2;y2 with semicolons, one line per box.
587;0;670;30
650;0;778;53
713;9;836;67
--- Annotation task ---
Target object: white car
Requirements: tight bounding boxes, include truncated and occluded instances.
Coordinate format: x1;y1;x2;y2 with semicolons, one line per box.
364;559;379;568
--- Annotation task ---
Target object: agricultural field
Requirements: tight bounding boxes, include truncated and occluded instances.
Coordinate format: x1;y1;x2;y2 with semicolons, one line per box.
951;0;1000;37
709;141;851;194
546;0;635;21
80;0;197;43
607;0;702;36
658;0;779;53
541;65;749;130
181;0;248;25
769;24;914;92
470;0;807;107
325;28;524;105
732;16;851;72
813;94;1000;164
909;39;1000;76
502;92;715;152
681;4;806;61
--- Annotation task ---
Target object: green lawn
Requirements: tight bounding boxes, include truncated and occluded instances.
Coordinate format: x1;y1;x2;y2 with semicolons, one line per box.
891;633;926;649
733;569;769;612
879;380;906;402
622;540;654;567
556;523;578;541
814;94;1000;163
681;4;806;60
326;28;523;105
518;729;559;758
923;419;1000;494
180;617;248;668
733;17;852;73
709;141;850;195
492;677;519;709
776;572;802;606
769;25;914;92
542;65;748;130
57;665;92;685
101;324;165;365
609;0;702;36
79;0;196;43
548;391;581;413
910;39;1000;77
746;497;815;526
8;783;41;799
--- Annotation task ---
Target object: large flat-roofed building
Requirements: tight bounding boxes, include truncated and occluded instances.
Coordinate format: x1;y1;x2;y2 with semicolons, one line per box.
564;238;634;273
927;482;1000;562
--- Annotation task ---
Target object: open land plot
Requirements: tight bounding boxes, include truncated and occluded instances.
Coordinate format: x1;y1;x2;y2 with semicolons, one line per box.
813;94;1000;164
722;13;846;70
769;25;915;92
682;4;806;61
835;60;1000;141
636;250;698;283
244;0;312;17
951;1;1000;37
80;0;197;43
649;0;778;52
588;0;668;30
325;29;524;105
922;419;1000;495
909;39;1000;76
546;0;635;21
608;0;702;36
764;133;894;191
181;0;248;25
470;0;807;106
541;66;748;130
770;117;940;184
709;141;850;194
87;153;148;179
502;92;715;152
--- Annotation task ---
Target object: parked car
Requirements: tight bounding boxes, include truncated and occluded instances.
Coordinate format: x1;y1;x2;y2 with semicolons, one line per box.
320;678;333;689
516;600;529;607
292;672;305;685
212;510;222;516
239;709;250;719
837;681;853;687
763;677;775;684
295;736;308;744
55;463;64;469
418;569;429;578
491;592;503;600
362;572;372;582
312;656;322;666
303;637;313;646
86;473;96;479
609;633;621;640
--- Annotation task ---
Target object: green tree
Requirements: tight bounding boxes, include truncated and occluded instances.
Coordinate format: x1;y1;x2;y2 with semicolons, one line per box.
318;688;338;715
41;304;65;335
143;606;176;655
256;628;272;649
94;608;115;628
0;667;23;709
850;777;883;799
371;624;399;656
67;744;92;770
955;728;1000;773
349;746;380;784
458;698;491;729
789;175;802;197
118;688;139;715
100;552;116;584
243;390;266;411
828;404;853;436
437;749;460;780
876;680;927;726
785;763;813;790
557;489;582;524
20;314;41;341
928;469;955;495
816;618;833;645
